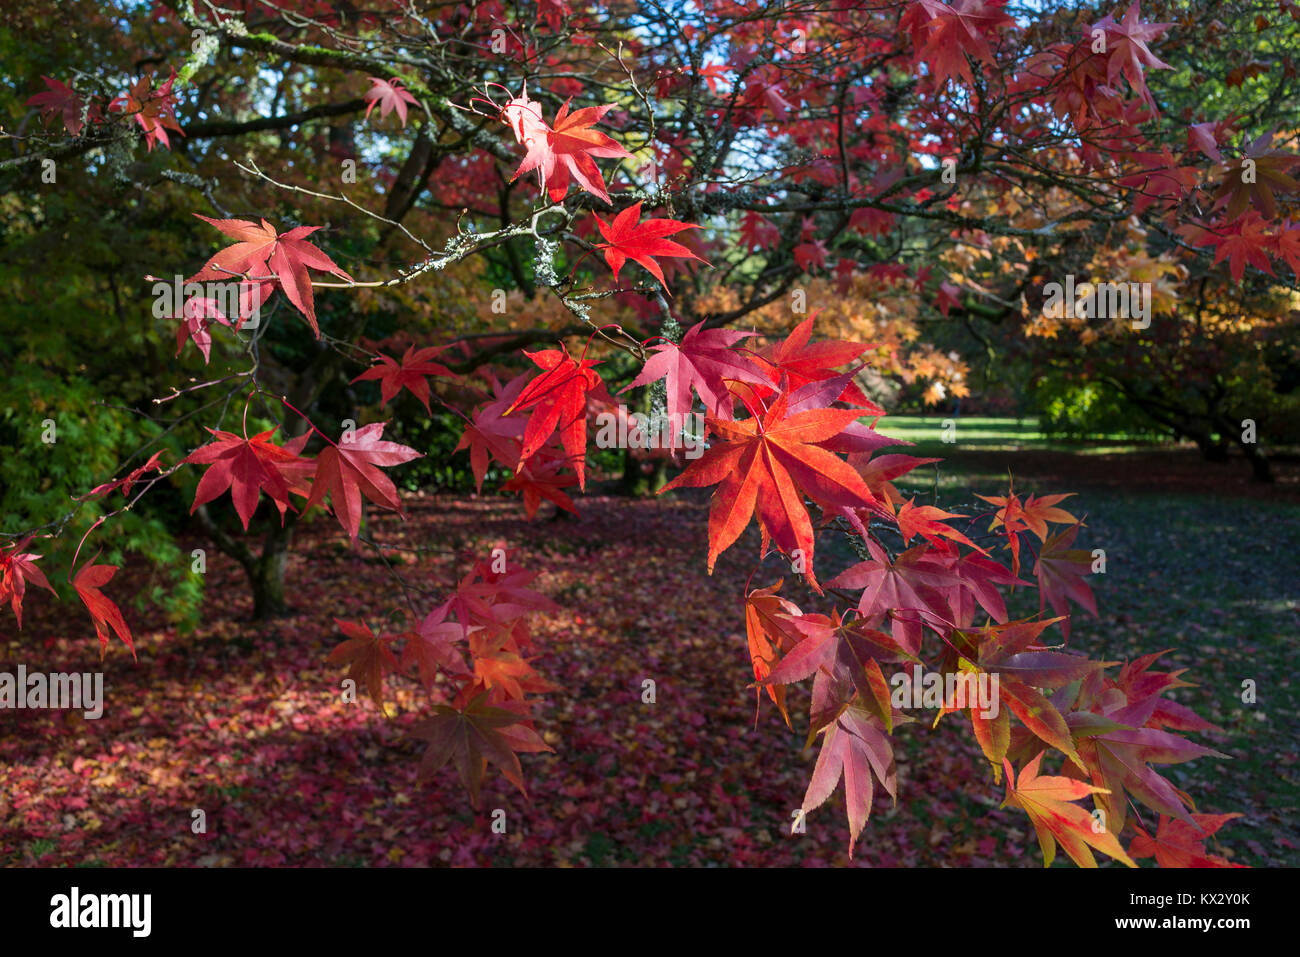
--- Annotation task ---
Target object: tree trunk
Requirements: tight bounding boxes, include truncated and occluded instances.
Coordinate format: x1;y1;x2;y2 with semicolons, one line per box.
620;451;670;497
1232;429;1273;482
1210;413;1274;483
618;385;671;496
647;457;669;494
1245;445;1274;482
194;504;298;621
1190;431;1229;462
619;448;645;495
250;519;295;618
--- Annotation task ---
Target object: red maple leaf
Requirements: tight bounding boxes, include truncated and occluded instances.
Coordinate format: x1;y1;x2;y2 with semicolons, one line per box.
327;619;399;707
849;452;942;513
410;692;552;808
1090;1;1173;109
352;345;457;412
1083;650;1227;743
504;345;610;489
828;539;957;654
399;606;472;690
502;89;633;204
1117;148;1199;215
1188;120;1228;163
0;542;57;629
188;215;354;337
1130;813;1248;868
593;201;709;292
737;66;796;121
751;314;872;405
895;499;986;553
977;485;1079;578
1274;223;1300;277
1072;696;1228;835
660;390;876;591
183;428;314;531
1211;131;1300;222
171;294;233;364
1112;649;1197;703
794;239;830;273
833;258;858;294
501;87;551;153
931;543;1027;625
73;559;135;659
800;702;899;859
467;624;549;702
743;580;805;727
501;454;579;519
364;77;420;127
978;489;1078;541
303;422;421;541
1001;751;1136;868
455;373;528;492
739;211;781;250
109;71;183;151
764;608;909;733
448;553;560;627
26;75;99;135
1033;523;1098;639
902;0;1015;90
1188;212;1278;283
944;618;1094;770
935;281;963;316
697;62;731;94
169;281;270;364
536;0;573;31
81;450;167;501
621;319;768;421
782;374;889;459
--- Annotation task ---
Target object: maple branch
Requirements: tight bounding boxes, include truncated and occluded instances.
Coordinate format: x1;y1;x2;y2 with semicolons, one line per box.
233;157;434;254
178;6;520;166
182;99;368;138
0;127;121;170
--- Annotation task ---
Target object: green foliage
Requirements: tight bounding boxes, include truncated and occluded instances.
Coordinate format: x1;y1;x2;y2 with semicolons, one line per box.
0;368;203;631
1031;372;1163;442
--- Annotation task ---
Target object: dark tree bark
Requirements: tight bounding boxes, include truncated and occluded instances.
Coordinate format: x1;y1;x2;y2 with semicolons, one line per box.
1190;430;1229;463
1216;414;1274;482
1243;443;1274;482
619;387;669;497
193;505;296;620
250;517;296;617
620;451;670;497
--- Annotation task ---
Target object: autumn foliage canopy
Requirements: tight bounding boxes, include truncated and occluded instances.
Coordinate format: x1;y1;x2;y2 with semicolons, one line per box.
4;0;1288;866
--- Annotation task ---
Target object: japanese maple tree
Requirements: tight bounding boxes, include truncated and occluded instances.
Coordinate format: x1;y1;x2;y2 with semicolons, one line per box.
3;0;1279;868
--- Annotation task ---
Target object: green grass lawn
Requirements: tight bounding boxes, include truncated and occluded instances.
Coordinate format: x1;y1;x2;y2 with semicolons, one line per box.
873;415;1162;458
